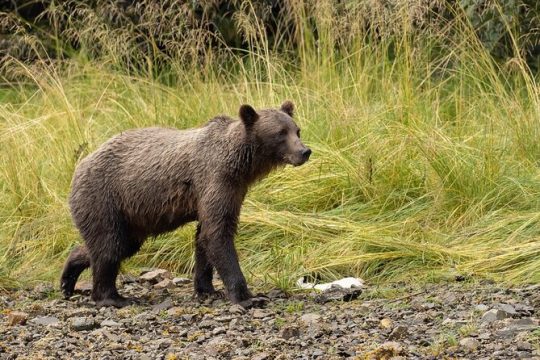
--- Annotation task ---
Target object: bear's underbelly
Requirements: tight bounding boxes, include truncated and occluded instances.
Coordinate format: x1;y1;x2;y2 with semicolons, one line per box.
123;183;198;237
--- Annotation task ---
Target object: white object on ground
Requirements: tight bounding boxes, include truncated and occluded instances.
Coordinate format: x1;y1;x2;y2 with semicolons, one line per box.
296;276;364;291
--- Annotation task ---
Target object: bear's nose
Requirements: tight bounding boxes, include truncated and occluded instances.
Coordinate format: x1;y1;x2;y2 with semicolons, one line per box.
302;148;312;159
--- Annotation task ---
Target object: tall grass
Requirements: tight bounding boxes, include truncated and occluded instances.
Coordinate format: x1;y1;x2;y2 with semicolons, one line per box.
1;1;539;290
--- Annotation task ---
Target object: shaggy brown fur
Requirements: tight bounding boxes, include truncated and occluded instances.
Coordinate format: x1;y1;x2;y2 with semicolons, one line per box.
61;101;311;308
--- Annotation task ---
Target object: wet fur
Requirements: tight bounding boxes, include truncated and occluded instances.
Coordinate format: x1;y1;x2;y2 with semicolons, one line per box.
60;103;309;307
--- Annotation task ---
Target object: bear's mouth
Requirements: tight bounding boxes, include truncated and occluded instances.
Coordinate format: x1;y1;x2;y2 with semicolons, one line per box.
284;155;309;167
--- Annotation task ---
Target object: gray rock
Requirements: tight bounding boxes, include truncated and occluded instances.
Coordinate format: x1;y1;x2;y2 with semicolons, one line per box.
475;304;489;312
172;277;191;285
198;319;216;328
495;303;517;316
252;353;270;360
460;337;480;351
517;341;533;351
300;313;321;325
281;325;300;339
495;318;539;337
70;317;98;331
212;326;227;335
481;309;511;323
152;297;173;312
140;269;171;283
154;278;173;289
229;304;246;315
205;337;232;356
100;319;121;327
388;325;409;340
30;316;60;326
252;309;272;319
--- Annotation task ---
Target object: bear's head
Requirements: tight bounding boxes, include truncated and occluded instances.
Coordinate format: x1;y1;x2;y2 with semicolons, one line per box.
239;101;311;167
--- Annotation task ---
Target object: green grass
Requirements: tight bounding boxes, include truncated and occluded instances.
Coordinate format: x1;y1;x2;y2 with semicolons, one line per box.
1;1;539;290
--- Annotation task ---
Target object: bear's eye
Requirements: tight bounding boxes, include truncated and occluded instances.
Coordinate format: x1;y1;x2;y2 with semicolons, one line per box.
296;129;301;138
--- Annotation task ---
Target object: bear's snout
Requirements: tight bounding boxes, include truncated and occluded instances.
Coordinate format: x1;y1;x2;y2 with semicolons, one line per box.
301;148;312;160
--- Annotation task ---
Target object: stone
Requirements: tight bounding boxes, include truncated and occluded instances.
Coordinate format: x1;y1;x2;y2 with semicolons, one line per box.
495;318;538;337
388;325;408;340
460;337;480;351
517;341;533;351
212;326;227;335
166;306;185;316
74;280;92;294
252;353;270;360
140;269;172;283
281;325;300;339
152;298;173;312
30;316;60;326
154;278;173;289
101;319;121;327
172;277;191;285
7;311;28;326
70;317;98;331
495;303;517;316
229;304;246;315
252;309;272;319
205;337;232;356
380;318;393;329
300;313;321;325
156;338;173;349
379;341;404;355
481;309;511;323
475;304;489;312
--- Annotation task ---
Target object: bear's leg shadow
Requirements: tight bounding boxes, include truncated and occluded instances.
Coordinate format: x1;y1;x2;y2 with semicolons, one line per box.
193;224;218;297
60;244;91;298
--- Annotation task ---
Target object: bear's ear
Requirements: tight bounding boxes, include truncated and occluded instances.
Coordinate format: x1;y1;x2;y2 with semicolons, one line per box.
280;100;294;117
239;104;259;127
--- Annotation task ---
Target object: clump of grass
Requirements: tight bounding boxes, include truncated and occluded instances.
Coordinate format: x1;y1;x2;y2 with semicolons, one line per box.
1;1;539;289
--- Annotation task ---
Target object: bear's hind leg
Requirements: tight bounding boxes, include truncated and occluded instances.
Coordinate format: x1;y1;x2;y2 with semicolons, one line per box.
60;245;91;298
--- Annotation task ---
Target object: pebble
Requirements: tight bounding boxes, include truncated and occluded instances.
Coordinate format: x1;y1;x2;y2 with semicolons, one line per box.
7;311;28;326
380;317;393;329
140;269;171;283
281;325;300;339
229;304;246;315
252;309;272;319
460;337;480;351
172;277;191;285
152;297;173;311
70;317;98;331
101;319;121;327
2;275;539;359
517;341;533;351
388;325;408;340
29;316;60;326
481;309;511;323
154;278;173;289
300;313;321;325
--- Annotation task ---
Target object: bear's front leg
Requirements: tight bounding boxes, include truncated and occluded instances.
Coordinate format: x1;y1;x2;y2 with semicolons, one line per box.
198;188;269;308
202;220;252;304
194;224;222;299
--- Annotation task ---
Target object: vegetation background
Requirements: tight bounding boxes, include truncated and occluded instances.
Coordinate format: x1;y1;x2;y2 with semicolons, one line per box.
1;0;540;290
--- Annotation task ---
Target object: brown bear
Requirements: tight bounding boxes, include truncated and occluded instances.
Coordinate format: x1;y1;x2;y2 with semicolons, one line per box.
60;101;311;308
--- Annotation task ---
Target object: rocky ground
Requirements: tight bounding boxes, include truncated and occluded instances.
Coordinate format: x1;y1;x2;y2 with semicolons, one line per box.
1;270;539;360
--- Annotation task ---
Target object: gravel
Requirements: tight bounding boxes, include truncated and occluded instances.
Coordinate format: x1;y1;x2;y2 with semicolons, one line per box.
1;275;539;359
